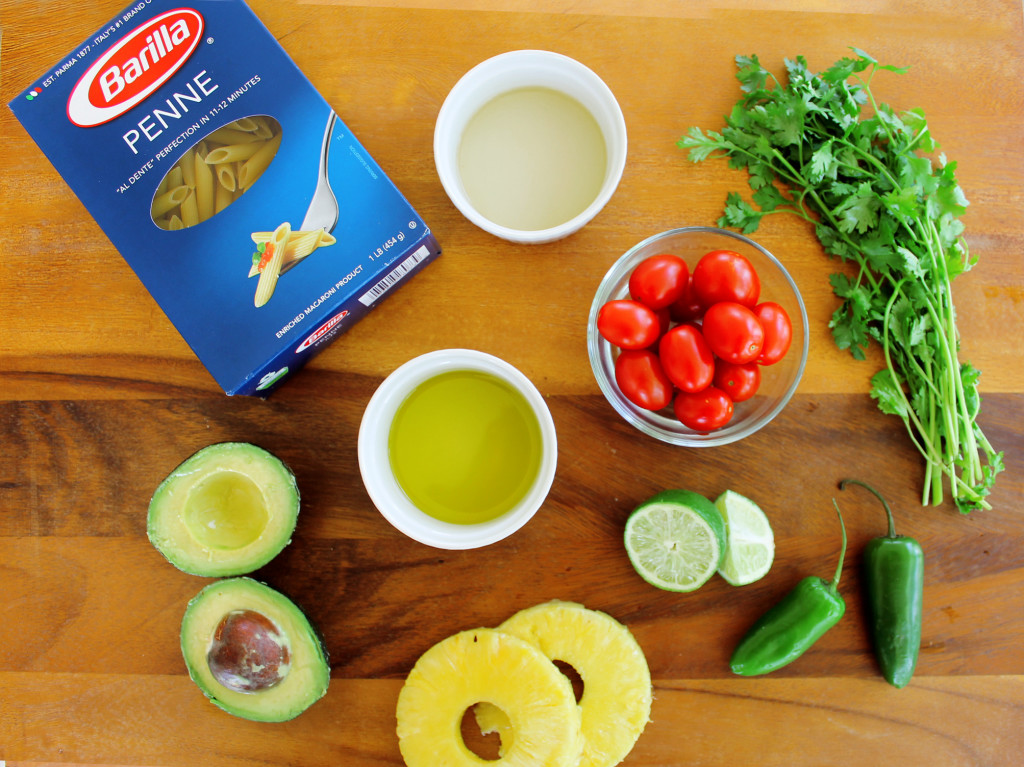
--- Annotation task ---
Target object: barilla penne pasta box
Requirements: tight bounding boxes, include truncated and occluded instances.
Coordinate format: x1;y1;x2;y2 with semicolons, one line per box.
9;0;441;395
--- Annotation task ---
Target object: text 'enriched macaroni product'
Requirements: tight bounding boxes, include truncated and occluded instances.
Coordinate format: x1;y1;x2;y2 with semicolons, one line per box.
9;0;441;396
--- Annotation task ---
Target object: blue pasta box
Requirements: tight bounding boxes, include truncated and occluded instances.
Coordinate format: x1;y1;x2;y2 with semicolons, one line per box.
9;0;441;395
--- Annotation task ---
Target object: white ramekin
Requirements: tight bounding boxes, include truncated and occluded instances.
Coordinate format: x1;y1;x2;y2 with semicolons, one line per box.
434;50;627;244
357;349;558;549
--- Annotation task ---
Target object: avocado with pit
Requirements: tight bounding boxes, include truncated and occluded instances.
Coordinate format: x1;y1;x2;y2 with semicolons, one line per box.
181;577;330;722
148;442;299;577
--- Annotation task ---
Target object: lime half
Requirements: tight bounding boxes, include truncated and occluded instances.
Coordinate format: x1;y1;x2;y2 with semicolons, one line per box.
624;490;726;593
714;490;775;586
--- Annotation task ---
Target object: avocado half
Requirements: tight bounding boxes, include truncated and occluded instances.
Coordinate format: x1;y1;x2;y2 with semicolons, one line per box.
181;577;330;722
148;442;299;577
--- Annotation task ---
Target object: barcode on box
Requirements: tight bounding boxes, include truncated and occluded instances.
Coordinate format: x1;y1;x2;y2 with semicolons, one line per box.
358;245;431;306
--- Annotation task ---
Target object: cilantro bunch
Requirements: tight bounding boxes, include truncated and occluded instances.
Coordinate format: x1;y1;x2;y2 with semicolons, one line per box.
679;49;1003;512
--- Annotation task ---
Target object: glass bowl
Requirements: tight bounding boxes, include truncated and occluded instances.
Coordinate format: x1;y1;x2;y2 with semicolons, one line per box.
587;227;808;446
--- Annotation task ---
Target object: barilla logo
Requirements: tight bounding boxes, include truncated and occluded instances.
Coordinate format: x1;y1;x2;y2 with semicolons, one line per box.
296;311;349;352
67;9;204;127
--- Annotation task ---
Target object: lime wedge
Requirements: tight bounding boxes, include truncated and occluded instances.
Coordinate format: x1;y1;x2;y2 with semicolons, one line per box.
714;490;775;586
624;489;726;593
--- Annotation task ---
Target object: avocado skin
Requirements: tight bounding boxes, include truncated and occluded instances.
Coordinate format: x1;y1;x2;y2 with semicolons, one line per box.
147;442;300;577
181;577;330;722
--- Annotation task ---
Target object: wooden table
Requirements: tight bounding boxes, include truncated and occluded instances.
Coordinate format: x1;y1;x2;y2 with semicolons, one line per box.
2;1;1022;764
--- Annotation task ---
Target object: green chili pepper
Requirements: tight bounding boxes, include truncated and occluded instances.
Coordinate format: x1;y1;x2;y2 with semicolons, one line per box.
841;478;924;688
730;501;847;676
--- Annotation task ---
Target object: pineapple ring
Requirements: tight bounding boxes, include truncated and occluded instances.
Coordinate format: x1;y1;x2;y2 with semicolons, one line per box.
476;601;652;767
396;628;583;767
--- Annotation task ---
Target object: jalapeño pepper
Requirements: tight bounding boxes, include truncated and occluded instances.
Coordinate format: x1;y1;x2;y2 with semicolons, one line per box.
730;501;847;676
840;479;924;688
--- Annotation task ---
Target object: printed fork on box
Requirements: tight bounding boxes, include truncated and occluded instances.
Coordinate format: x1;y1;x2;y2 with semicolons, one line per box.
9;0;441;396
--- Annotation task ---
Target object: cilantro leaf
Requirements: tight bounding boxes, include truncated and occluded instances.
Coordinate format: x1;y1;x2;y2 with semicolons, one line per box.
807;140;837;183
718;192;764;233
752;183;788;212
735;54;770;93
834;182;880;233
677;126;726;162
870;369;908;416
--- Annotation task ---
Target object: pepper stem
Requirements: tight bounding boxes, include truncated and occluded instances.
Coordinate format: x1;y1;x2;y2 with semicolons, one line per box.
840;478;897;538
829;498;848;594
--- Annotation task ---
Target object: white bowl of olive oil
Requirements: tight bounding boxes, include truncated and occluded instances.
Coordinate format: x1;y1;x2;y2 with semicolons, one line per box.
358;349;557;549
434;50;627;244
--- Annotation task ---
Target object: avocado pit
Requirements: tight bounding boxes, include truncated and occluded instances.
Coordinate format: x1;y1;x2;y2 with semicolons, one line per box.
207;609;291;693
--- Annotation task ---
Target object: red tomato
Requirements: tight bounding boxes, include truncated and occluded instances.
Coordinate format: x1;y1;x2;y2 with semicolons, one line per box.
629;254;689;310
753;301;793;365
673;386;734;431
657;325;715;393
713;361;761;402
692;250;761;308
597;300;661;349
654;307;672;340
669;274;704;323
614;350;674;411
701;302;765;364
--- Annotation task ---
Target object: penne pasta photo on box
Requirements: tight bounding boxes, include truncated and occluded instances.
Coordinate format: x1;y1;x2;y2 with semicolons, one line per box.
9;0;441;396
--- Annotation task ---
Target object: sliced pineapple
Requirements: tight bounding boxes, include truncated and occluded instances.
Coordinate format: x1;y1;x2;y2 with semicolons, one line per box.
396;628;582;767
477;600;652;767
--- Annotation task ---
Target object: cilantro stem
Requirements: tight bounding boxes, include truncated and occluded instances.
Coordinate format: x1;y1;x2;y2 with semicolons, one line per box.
924;358;942;506
856;68;899;149
840;140;901;191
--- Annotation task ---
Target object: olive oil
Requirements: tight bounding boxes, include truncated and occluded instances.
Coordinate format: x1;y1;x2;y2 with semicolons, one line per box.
458;86;607;231
388;370;543;525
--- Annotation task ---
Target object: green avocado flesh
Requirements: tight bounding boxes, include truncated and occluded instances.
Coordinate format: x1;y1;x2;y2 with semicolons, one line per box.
147;442;299;577
181;577;329;722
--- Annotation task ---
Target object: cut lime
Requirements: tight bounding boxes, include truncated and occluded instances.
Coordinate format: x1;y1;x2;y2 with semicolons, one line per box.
623;489;726;593
714;490;775;586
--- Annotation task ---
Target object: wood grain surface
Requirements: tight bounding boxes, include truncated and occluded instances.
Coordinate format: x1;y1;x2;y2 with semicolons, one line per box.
1;1;1023;765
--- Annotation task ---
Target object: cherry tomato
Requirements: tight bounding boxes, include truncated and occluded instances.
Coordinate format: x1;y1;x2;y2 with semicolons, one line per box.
597;300;661;350
713;361;761;402
669;274;704;323
753;301;793;365
673;386;734;431
692;250;761;308
614;350;674;411
654;307;672;340
629;254;689;310
658;325;715;393
701;302;765;364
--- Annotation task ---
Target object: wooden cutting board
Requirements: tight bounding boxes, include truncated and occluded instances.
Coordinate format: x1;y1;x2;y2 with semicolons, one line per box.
2;1;1022;764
